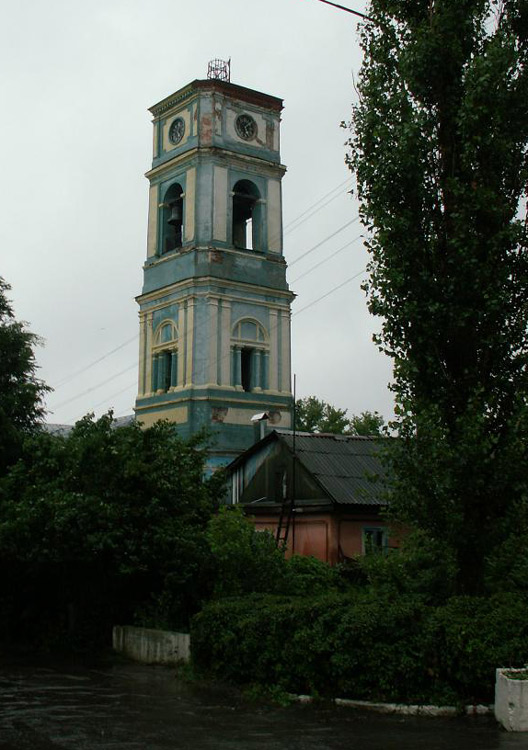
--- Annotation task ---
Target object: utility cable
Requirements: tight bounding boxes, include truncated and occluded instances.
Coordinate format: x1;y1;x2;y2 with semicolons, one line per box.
59;265;368;423
293;268;366;317
290;232;364;284
53;179;353;394
288;216;359;267
53;334;138;389
313;0;373;21
51;362;138;411
283;178;352;233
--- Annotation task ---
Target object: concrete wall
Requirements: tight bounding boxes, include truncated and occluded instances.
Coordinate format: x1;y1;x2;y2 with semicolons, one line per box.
113;625;190;665
495;668;528;731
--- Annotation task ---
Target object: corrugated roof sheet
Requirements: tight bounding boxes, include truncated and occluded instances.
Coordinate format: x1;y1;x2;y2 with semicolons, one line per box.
278;432;386;506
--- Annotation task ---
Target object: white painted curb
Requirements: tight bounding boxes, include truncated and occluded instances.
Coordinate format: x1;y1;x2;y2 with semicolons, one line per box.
289;694;492;717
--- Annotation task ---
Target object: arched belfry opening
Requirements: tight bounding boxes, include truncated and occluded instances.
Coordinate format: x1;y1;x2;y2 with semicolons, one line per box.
232;180;261;251
162;183;184;254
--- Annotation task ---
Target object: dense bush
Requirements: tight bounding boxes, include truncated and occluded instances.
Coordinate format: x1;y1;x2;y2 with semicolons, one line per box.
206;507;346;598
191;591;528;704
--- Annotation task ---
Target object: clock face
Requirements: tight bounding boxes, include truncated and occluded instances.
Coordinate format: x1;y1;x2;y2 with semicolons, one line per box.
168;117;185;145
235;114;257;141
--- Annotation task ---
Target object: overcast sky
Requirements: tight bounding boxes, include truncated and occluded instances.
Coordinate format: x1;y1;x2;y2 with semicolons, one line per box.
1;0;393;427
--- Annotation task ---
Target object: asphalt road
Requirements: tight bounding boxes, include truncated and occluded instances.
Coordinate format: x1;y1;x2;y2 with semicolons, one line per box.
0;659;525;750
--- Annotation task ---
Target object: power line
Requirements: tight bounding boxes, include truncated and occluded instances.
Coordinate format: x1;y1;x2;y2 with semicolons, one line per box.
53;334;138;389
292;268;366;317
313;0;373;21
284;178;352;234
51;362;138;411
49;223;362;420
53;179;352;396
59;265;368;423
288;216;360;267
290;232;364;284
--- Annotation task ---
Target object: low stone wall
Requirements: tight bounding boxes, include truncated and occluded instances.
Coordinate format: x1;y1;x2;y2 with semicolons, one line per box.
113;625;190;665
495;668;528;731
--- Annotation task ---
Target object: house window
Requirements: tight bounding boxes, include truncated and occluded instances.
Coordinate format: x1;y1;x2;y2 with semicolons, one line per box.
161;182;184;254
232;179;261;250
362;526;388;555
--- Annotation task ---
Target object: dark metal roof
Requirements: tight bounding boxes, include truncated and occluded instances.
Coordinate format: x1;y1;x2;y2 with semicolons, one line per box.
278;431;386;506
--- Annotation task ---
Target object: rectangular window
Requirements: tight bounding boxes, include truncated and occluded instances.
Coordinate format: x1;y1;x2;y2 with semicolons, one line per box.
362;526;388;555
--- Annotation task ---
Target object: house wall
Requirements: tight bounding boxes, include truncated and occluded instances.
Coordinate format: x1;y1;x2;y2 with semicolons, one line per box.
253;512;397;565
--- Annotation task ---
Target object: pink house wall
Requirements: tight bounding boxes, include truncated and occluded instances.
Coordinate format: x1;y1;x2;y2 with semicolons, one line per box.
253;513;398;565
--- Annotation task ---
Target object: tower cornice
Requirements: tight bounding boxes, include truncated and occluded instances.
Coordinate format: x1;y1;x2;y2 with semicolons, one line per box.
149;79;283;119
145;146;287;182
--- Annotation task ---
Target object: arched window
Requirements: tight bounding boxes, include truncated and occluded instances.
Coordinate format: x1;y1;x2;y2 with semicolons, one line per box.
161;182;184;254
232;180;261;251
231;318;269;392
151;320;179;393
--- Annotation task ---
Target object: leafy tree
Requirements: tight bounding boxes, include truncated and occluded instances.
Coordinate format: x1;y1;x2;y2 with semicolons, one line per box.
349;410;385;436
295;396;350;433
0;414;222;647
0;277;49;473
346;1;528;592
295;396;385;436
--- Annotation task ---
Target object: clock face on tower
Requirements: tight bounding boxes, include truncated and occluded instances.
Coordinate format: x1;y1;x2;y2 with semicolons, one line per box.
235;113;257;141
168;117;185;145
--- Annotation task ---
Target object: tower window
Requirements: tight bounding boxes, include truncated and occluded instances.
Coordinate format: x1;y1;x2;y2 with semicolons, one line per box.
152;320;179;392
162;182;184;254
231;318;269;392
241;348;253;392
232;180;260;251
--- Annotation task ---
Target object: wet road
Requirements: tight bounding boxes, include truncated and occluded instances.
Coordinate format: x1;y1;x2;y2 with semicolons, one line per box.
0;659;525;749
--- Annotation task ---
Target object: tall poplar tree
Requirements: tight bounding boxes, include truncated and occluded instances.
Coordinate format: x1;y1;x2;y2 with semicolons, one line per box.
347;1;528;592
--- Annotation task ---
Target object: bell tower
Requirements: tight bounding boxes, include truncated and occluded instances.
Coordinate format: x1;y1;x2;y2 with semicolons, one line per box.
135;66;293;467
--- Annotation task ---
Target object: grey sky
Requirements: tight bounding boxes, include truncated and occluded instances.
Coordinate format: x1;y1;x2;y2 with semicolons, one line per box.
1;0;393;426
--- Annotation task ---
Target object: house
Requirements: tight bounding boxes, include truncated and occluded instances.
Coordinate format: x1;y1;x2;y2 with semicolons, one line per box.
227;429;399;565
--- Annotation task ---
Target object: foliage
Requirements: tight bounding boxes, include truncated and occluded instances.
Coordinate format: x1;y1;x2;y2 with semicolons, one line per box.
346;1;528;592
0;414;222;648
295;396;350;434
0;277;49;474
206;507;285;598
355;531;457;604
281;553;345;597
295;396;385;436
349;410;385;436
206;506;345;598
191;590;528;704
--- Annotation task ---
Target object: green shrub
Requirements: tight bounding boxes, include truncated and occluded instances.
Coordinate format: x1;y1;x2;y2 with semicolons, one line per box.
281;554;346;597
431;593;528;702
191;591;528;704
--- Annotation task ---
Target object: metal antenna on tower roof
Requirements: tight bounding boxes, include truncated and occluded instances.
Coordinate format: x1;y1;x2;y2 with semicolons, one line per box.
207;58;231;82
